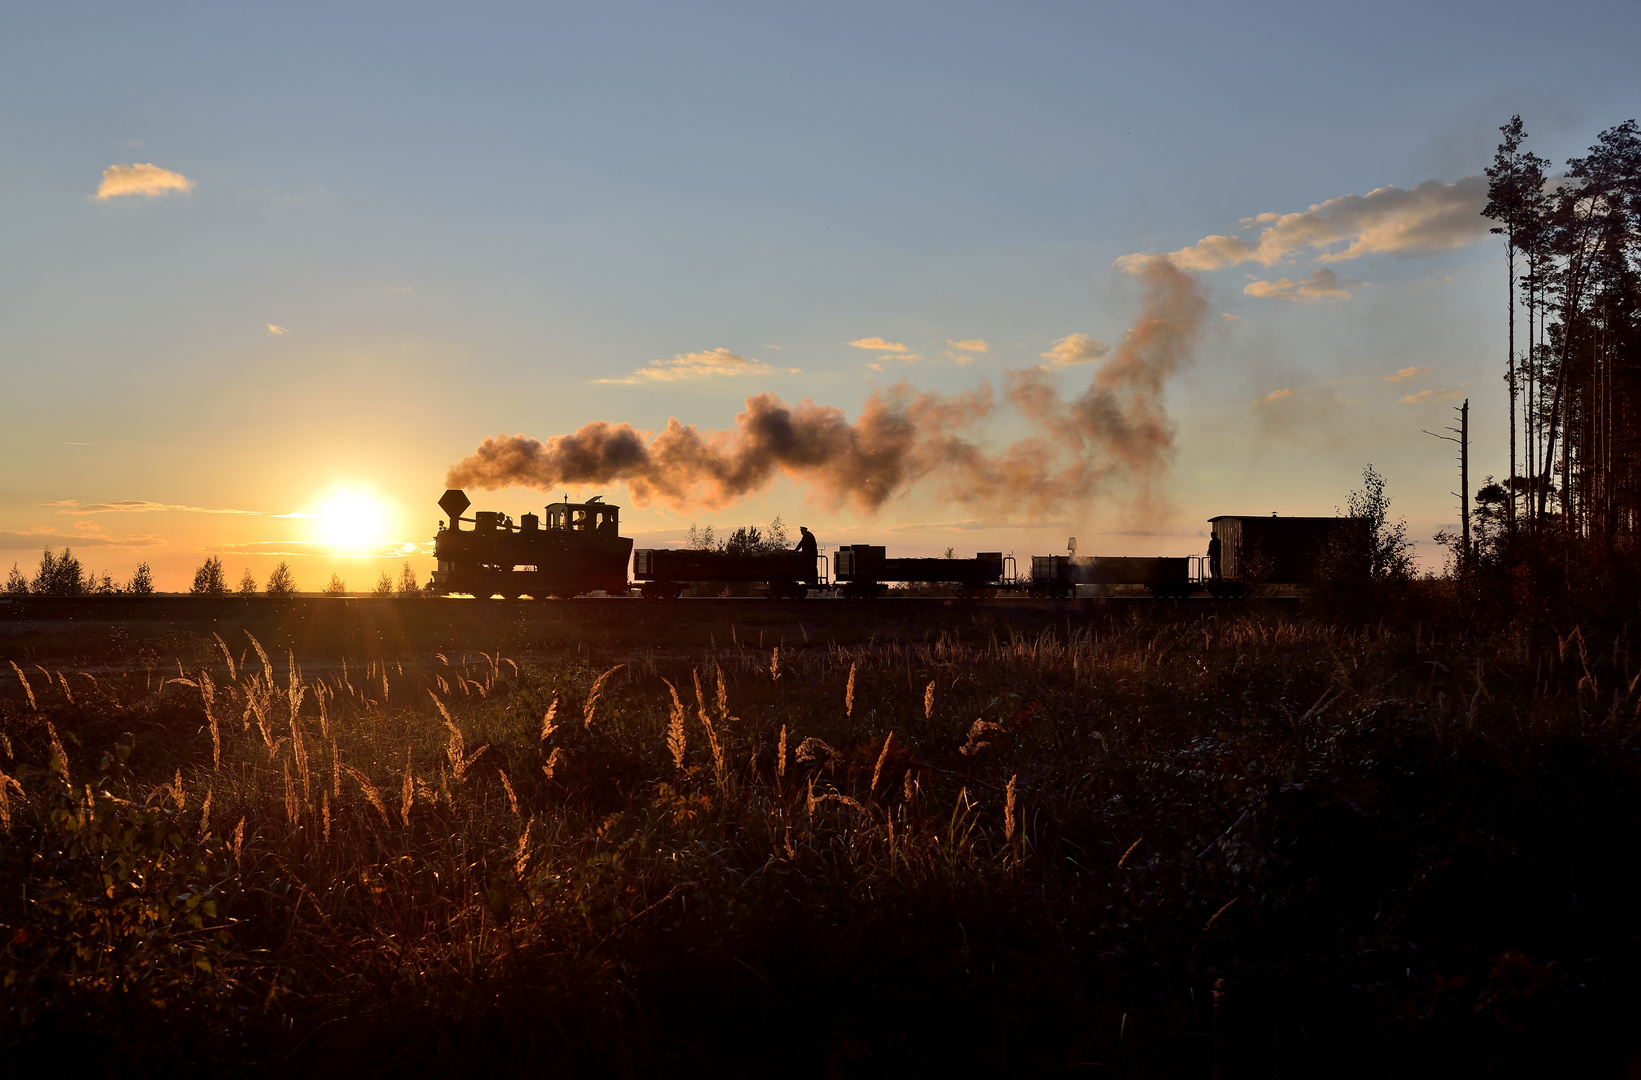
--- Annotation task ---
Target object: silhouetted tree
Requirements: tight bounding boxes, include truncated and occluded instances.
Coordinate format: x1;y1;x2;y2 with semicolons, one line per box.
396;561;419;596
238;567;258;595
266;562;296;597
128;562;154;595
322;573;348;597
4;564;27;597
373;571;394;596
32;548;84;595
190;556;228;596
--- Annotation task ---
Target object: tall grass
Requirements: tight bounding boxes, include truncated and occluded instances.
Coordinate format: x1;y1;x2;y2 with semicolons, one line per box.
3;612;1641;1075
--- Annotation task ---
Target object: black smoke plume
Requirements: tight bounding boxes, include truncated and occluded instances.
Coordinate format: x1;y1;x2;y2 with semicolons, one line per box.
446;258;1207;516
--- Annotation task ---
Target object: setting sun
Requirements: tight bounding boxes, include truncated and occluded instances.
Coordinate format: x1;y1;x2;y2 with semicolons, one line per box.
314;488;389;549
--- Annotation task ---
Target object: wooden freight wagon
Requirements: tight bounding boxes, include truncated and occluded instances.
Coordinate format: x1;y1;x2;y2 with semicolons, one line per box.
1208;515;1369;588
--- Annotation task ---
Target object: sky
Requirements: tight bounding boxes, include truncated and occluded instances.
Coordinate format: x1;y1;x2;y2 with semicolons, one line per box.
3;1;1640;590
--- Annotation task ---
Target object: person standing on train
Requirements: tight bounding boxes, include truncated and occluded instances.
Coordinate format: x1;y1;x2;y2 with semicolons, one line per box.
795;526;819;584
1207;532;1223;581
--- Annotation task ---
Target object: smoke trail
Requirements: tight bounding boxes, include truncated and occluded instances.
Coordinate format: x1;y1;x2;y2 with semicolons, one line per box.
446;257;1207;516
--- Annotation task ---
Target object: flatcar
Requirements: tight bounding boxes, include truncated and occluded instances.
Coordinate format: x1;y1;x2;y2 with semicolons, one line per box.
1029;554;1192;598
832;545;1008;598
431;489;632;598
631;548;815;600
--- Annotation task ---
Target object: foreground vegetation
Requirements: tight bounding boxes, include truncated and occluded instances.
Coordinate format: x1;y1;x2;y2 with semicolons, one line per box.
2;596;1639;1076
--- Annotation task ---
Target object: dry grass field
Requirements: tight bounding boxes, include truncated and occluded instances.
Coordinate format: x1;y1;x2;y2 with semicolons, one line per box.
2;596;1639;1076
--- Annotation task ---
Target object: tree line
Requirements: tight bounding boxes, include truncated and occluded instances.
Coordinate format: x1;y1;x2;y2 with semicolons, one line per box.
1481;115;1640;540
4;548;426;598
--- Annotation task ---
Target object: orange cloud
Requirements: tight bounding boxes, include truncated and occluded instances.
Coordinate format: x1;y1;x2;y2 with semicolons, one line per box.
1242;268;1355;302
94;163;196;200
1135;176;1489;271
595;347;795;385
1384;366;1429;382
267;324;290;335
850;337;911;354
945;338;990;353
1038;333;1111;367
1399;388;1465;404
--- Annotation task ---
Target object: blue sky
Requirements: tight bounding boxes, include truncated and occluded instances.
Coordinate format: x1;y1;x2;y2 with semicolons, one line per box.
3;1;1639;587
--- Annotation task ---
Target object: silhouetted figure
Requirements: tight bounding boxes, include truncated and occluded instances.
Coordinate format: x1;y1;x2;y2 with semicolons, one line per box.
1207;533;1223;581
795;526;818;584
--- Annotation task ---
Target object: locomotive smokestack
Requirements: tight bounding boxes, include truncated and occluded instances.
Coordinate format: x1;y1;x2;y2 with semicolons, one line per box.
446;257;1207;518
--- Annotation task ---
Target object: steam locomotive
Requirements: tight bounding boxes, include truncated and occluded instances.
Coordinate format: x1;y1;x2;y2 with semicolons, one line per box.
430;489;1362;599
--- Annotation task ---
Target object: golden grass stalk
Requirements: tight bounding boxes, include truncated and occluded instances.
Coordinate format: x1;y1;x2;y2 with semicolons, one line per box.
282;760;298;825
401;745;415;825
340;763;392;826
584;664;625;727
0;768;24;830
56;672;75;706
542;747;561;782
499;768;520;816
245;630;272;683
322;792;331;843
198;788;212;841
171;767;185;810
540;696;559;741
213;631;236;680
45;722;70;786
8;662;36;711
716;665;728;719
769;646;780;681
870;732;894;794
1117;837;1143;868
232;817;244;861
1203;896;1238;932
662;680;687;770
515;819;532;878
845;663;856;718
776;724;787;795
1004;774;1016;842
924;680;936;720
200;670;220;770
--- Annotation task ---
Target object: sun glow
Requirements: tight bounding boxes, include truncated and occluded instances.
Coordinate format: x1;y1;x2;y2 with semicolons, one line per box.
314;488;389;550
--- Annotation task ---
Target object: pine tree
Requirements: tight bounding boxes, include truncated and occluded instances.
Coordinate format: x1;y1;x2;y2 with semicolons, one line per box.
238;567;259;595
4;563;27;597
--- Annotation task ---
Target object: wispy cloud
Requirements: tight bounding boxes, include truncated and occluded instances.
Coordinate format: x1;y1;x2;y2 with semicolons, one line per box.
1384;366;1430;383
94;162;196;200
1399;388;1465;404
41;499;264;515
1259;387;1296;403
1124;176;1489;272
0;530;164;550
1039;333;1111;367
204;540;429;558
1242;267;1356;302
594;348;795;385
849;336;911;354
266;324;289;335
941;338;989;365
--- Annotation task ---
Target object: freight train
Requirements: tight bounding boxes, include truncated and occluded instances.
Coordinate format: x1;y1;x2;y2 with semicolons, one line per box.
430;489;1364;599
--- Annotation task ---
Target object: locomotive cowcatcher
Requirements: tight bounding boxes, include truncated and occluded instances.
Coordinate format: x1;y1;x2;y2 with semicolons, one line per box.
431;489;633;598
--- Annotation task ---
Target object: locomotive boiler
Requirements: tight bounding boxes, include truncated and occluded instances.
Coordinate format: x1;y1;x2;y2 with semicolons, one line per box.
430;489;633;598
